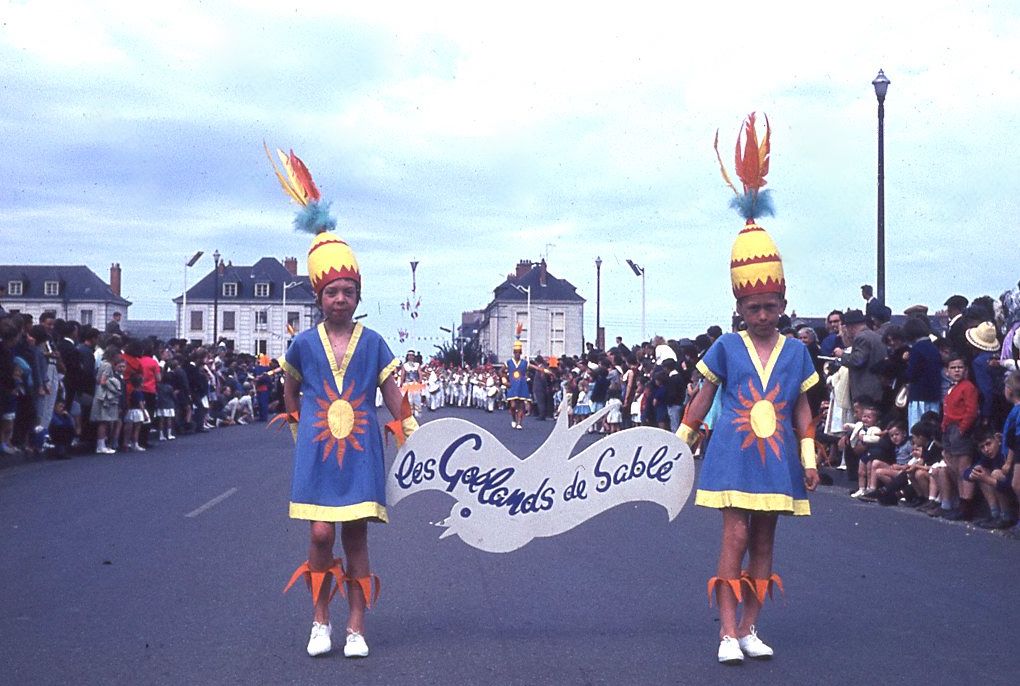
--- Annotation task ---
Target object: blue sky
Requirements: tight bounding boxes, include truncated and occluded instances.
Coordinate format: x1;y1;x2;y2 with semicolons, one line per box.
3;1;1018;348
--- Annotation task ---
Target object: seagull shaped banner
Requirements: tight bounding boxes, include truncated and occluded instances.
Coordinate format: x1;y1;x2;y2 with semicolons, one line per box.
386;401;695;553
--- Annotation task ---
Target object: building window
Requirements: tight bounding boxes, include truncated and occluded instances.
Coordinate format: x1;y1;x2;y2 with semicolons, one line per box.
254;309;268;331
222;311;236;331
255;339;268;355
189;338;202;348
287;311;300;333
223;282;237;297
44;281;59;296
550;312;565;357
7;281;22;296
190;310;203;331
80;309;94;326
255;282;270;298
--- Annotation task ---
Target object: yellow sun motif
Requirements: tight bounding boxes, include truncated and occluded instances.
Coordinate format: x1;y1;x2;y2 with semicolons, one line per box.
313;380;369;469
731;380;788;465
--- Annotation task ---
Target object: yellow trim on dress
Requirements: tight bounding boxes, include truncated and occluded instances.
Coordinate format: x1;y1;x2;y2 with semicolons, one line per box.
738;330;785;389
695;359;721;386
289;500;389;523
318;322;363;392
800;370;820;394
279;357;302;382
379;357;400;386
695;488;811;516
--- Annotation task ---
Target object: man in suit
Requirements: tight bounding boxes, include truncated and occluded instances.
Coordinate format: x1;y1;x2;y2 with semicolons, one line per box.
834;308;888;410
944;294;969;357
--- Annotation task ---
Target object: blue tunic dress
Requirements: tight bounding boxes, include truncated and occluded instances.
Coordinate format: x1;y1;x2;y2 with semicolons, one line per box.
506;358;530;401
280;323;400;523
695;332;819;515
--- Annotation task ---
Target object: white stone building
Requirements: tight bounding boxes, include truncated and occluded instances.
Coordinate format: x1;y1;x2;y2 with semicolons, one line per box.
173;256;316;358
476;259;585;360
0;263;130;327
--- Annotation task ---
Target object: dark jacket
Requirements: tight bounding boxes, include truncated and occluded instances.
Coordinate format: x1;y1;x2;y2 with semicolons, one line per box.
904;338;943;404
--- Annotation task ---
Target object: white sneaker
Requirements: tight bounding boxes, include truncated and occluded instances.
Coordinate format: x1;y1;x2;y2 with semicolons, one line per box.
306;622;332;657
738;626;773;658
718;635;744;664
158;434;166;441
344;630;369;658
850;488;866;498
96;446;116;455
130;444;146;452
511;421;517;428
167;433;176;440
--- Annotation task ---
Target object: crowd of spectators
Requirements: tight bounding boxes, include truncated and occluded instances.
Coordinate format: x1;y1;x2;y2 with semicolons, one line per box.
0;312;284;460
410;283;1020;536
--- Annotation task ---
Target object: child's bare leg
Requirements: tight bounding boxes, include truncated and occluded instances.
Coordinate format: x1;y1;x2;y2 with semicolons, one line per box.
737;512;778;636
858;462;868;490
341;520;369;633
716;509;749;639
956;455;975;500
308;521;336;624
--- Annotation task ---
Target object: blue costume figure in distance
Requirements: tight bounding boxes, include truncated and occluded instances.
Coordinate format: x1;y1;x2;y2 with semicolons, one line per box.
506;339;530;429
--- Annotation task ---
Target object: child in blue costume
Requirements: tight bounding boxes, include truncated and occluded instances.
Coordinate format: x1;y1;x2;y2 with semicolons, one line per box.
505;339;530;429
268;146;417;660
676;113;820;664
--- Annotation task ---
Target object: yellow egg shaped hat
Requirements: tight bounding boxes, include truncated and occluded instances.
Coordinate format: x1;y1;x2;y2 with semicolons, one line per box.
714;113;785;299
265;143;361;295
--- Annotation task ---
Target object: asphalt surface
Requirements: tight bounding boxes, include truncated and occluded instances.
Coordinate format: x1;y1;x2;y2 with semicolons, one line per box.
1;408;1017;685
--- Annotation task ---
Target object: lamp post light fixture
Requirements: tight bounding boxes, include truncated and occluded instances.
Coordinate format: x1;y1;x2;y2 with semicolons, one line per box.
872;68;890;305
180;250;204;339
511;283;531;358
595;256;603;350
212;249;221;346
626;258;646;342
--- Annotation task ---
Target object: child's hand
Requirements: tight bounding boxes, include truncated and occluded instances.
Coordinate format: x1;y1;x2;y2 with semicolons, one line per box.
804;468;819;491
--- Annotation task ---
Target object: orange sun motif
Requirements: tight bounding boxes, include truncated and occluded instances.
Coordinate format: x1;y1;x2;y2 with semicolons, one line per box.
731;380;788;465
312;380;369;469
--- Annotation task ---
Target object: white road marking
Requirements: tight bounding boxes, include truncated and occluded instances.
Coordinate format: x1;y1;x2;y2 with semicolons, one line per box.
185;487;238;518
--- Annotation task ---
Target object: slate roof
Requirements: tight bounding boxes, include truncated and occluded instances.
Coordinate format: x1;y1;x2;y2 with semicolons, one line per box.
0;265;131;306
173;257;315;304
491;264;585;303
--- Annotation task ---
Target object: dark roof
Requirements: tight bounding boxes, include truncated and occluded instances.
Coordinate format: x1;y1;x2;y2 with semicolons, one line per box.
491;264;585;303
129;319;177;340
0;265;130;306
173;257;315;303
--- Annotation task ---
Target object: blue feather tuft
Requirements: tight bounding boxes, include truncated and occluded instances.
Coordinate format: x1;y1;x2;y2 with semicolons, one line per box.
729;189;775;221
293;201;337;234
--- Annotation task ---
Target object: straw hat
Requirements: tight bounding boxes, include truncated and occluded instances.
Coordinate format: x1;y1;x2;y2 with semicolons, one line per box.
965;322;1000;352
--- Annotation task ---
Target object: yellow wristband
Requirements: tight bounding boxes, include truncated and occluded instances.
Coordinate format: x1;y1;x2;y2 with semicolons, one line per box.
676;423;698;448
401;416;420;438
800;437;817;470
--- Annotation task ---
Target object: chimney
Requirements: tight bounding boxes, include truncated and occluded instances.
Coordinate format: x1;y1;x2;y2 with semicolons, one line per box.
539;258;547;287
284;256;298;276
217;261;226;276
109;263;121;297
515;259;531;279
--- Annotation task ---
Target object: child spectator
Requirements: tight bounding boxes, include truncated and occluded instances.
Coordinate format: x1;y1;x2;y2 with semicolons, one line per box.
908;421;943;512
47;400;75;460
861;420;910;501
967;428;1014;529
938;354;979;520
90;347;123;455
849;403;892;498
155;379;176;440
605;387;623;434
122;372;148;452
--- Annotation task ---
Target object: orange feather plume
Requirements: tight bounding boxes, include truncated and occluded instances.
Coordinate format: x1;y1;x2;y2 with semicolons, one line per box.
733;112;770;193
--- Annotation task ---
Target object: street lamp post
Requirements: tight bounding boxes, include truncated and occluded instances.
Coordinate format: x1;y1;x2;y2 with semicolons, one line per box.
626;259;646;342
873;69;890;305
212;249;221;346
282;280;299;333
511;283;531;358
181;250;203;339
595;256;603;350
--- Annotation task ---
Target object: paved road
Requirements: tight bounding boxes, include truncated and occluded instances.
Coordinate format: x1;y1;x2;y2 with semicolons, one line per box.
1;409;1017;685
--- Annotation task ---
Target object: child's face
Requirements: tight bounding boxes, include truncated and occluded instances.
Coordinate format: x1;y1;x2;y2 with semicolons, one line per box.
910;434;925;448
115;361;126;373
861;409;879;427
888;426;906;446
979;436;1001;460
852;402;863;420
320;278;359;325
54;401;65;414
946;360;967;383
735;293;786;340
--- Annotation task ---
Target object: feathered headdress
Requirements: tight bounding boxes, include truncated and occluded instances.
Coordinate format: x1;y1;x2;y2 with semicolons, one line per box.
714;113;785;300
265;143;360;294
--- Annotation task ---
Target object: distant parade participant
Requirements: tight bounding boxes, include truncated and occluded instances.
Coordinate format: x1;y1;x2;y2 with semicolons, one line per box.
398;350;422;416
505;340;530;429
267;147;417;659
675;114;819;664
425;366;443;411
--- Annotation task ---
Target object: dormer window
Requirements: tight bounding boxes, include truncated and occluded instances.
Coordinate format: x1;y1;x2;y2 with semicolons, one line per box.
7;280;22;296
223;282;238;297
44;281;60;296
255;282;270;298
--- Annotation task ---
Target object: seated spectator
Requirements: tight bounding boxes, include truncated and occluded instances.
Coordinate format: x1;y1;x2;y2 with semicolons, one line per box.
967;428;1015;529
850;402;893;498
47;400;75;460
861;420;911;501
